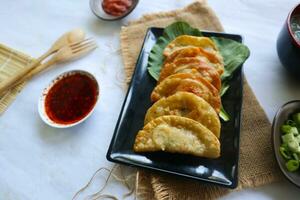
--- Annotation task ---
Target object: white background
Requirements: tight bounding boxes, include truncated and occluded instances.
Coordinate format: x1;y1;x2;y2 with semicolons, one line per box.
1;0;300;199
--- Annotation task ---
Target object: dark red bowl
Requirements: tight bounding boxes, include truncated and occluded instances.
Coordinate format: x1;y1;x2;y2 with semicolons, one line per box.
277;3;300;77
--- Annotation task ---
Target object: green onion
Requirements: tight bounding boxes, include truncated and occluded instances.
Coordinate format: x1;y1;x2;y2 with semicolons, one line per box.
287;120;296;126
281;125;293;134
282;133;295;144
293;153;299;161
293;113;300;126
280;147;292;160
280;114;300;172
289;127;299;135
296;135;300;143
287;140;300;153
286;160;299;172
281;143;288;149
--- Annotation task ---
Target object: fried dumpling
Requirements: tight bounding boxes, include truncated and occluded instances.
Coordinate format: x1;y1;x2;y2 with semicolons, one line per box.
163;35;218;57
159;58;221;91
145;92;220;137
159;57;211;82
134;115;220;158
174;65;221;91
151;73;221;113
164;46;224;75
158;72;219;96
177;56;223;75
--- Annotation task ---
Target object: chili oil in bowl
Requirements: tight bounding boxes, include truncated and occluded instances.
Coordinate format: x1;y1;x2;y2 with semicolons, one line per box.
38;70;99;128
89;0;139;21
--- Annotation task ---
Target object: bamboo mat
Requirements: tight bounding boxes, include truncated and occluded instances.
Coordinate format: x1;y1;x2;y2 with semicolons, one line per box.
120;1;284;199
0;44;34;114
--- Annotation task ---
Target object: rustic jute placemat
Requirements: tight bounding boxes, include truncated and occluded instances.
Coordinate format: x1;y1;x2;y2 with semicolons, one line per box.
120;0;283;199
0;44;33;115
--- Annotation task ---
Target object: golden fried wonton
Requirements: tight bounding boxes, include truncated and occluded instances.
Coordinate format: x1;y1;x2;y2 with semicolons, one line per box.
152;73;221;113
164;46;224;75
134;115;221;158
159;58;221;91
163;35;218;57
145;92;220;137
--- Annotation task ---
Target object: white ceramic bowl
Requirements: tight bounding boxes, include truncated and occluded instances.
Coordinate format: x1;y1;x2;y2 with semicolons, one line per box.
272;100;300;188
89;0;139;21
38;70;99;128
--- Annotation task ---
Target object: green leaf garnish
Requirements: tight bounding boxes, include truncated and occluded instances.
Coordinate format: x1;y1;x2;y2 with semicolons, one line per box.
147;22;250;121
211;37;250;81
220;106;230;122
220;82;230;97
147;21;203;80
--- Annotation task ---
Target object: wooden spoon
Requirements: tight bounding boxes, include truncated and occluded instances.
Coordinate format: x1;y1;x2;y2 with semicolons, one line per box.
0;38;97;96
40;28;86;61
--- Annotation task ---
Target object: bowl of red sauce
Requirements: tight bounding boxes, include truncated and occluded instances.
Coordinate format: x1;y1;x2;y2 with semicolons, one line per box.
90;0;139;21
38;70;99;128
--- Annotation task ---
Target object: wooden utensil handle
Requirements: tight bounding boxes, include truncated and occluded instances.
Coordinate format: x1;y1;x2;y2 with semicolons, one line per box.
24;59;55;81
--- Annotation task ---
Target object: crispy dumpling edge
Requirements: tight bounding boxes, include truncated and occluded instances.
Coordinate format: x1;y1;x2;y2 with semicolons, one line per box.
145;91;221;138
163;35;218;57
151;74;221;113
134;115;221;158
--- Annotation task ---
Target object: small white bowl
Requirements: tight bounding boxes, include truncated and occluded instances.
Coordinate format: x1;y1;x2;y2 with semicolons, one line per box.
38;70;99;128
89;0;139;21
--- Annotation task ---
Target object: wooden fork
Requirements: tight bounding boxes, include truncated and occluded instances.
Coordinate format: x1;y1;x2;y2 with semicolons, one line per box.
0;38;97;96
27;38;97;77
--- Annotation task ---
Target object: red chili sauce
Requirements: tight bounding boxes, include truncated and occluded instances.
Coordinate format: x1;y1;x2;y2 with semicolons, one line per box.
45;73;98;125
102;0;133;17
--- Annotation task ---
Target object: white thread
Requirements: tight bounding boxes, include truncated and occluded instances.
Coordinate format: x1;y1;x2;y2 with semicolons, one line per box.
72;165;136;200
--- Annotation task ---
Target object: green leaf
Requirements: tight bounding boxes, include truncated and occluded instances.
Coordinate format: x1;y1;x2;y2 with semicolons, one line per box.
220;106;230;122
147;21;203;80
147;22;250;122
220;82;230;97
219;83;230;122
211;37;250;81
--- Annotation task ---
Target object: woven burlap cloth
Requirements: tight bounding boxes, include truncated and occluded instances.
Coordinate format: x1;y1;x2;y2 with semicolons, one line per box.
120;0;283;199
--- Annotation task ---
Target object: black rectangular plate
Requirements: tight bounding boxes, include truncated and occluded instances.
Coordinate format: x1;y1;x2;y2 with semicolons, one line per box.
106;28;243;189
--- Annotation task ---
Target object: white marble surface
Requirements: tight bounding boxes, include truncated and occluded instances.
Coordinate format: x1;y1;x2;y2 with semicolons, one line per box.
0;0;300;199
